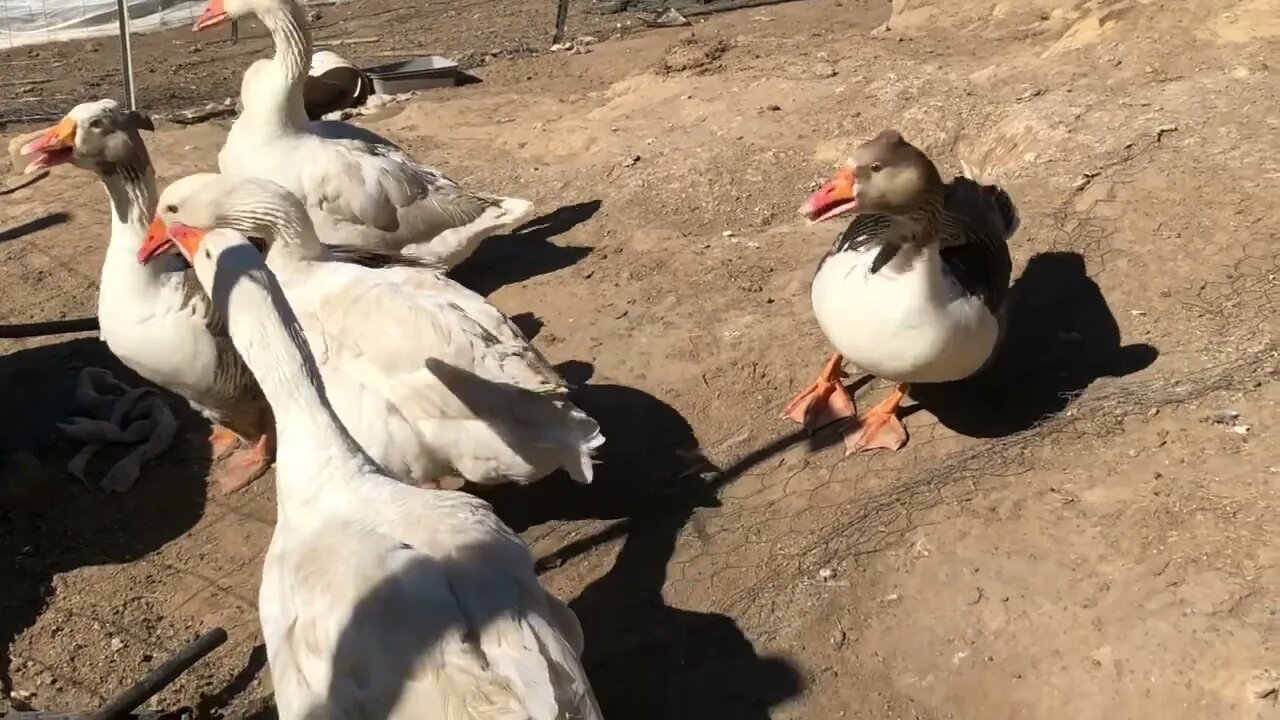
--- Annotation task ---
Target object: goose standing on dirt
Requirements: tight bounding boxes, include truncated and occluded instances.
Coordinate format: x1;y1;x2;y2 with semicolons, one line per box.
139;174;603;490
190;0;534;266
161;225;602;719
782;130;1019;453
20;100;274;492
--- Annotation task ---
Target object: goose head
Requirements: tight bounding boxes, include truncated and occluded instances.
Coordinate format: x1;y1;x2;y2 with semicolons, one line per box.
139;173;310;264
800;130;944;223
193;0;285;30
20;99;153;176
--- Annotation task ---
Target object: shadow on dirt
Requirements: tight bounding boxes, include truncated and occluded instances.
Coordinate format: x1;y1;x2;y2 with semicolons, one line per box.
234;370;804;719
0;211;69;245
451;200;599;296
0;337;210;705
908;250;1159;436
482;365;804;719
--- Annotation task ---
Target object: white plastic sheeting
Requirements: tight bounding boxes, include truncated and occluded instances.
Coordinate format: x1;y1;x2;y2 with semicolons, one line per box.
0;0;203;48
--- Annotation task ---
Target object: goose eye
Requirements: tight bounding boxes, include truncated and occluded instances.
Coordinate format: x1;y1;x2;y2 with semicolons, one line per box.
165;204;178;214
870;162;883;172
87;117;104;130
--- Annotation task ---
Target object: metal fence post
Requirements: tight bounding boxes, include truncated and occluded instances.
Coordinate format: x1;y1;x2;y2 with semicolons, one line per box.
115;0;137;109
552;0;571;45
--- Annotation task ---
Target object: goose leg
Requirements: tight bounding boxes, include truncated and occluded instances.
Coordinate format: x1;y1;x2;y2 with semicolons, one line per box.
842;383;909;455
781;353;857;428
211;434;274;494
208;424;243;462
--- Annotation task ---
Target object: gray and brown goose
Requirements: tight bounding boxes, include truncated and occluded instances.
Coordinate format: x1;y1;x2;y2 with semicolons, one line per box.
782;130;1020;454
21;99;275;492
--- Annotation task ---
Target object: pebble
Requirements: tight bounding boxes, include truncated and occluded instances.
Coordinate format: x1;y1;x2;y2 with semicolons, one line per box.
812;62;838;79
1247;670;1280;701
829;628;847;648
817;567;835;581
1205;409;1240;425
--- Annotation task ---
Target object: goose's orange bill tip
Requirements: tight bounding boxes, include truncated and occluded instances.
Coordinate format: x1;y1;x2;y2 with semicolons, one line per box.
137;217;173;264
193;0;230;31
799;164;858;223
19;118;76;174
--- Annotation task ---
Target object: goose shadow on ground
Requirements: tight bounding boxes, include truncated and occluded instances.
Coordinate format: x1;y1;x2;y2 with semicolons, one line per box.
480;362;804;720
0;337;210;707
906;250;1159;437
450;200;599;296
0;172;50;198
0;211;69;245
238;361;805;719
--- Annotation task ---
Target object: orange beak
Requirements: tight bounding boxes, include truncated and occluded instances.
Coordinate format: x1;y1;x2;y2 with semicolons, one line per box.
138;217;173;263
193;0;230;31
799;165;859;223
169;223;209;261
138;217;208;264
19;117;77;174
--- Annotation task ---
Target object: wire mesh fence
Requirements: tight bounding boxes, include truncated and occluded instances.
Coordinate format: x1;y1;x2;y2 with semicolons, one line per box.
0;0;210;125
0;0;615;130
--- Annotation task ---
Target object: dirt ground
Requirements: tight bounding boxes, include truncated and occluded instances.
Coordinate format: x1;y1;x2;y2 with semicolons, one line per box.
1;0;1279;717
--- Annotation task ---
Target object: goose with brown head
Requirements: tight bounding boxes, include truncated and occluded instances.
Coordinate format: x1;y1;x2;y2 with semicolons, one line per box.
783;130;1019;455
801;130;945;224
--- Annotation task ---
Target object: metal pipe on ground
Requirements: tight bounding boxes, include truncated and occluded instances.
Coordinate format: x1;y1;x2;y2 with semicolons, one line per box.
0;317;99;339
88;628;229;720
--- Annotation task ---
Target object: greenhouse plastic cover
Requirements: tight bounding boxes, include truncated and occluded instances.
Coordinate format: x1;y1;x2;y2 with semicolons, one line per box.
0;0;205;48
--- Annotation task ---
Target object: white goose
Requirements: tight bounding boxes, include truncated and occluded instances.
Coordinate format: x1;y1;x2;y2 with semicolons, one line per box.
139;173;603;489
20;99;274;492
163;225;601;719
783;130;1019;453
192;0;534;266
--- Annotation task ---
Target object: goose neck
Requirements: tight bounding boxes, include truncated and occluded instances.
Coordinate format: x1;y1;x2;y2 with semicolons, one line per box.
103;162;157;232
223;197;325;261
885;195;945;247
241;3;311;130
214;250;371;500
260;4;311;89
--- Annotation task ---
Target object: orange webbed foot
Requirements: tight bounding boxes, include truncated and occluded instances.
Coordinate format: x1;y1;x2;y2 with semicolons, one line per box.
211;435;273;494
841;383;909;455
782;353;857;429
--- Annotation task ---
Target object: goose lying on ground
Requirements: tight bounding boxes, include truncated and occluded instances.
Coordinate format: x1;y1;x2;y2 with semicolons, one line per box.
140;174;603;489
193;0;534;266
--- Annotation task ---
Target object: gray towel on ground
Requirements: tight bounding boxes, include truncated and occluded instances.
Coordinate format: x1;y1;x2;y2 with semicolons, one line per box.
56;367;177;492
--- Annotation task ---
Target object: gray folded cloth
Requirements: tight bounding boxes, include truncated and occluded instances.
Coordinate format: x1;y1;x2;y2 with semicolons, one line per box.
56;367;177;492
